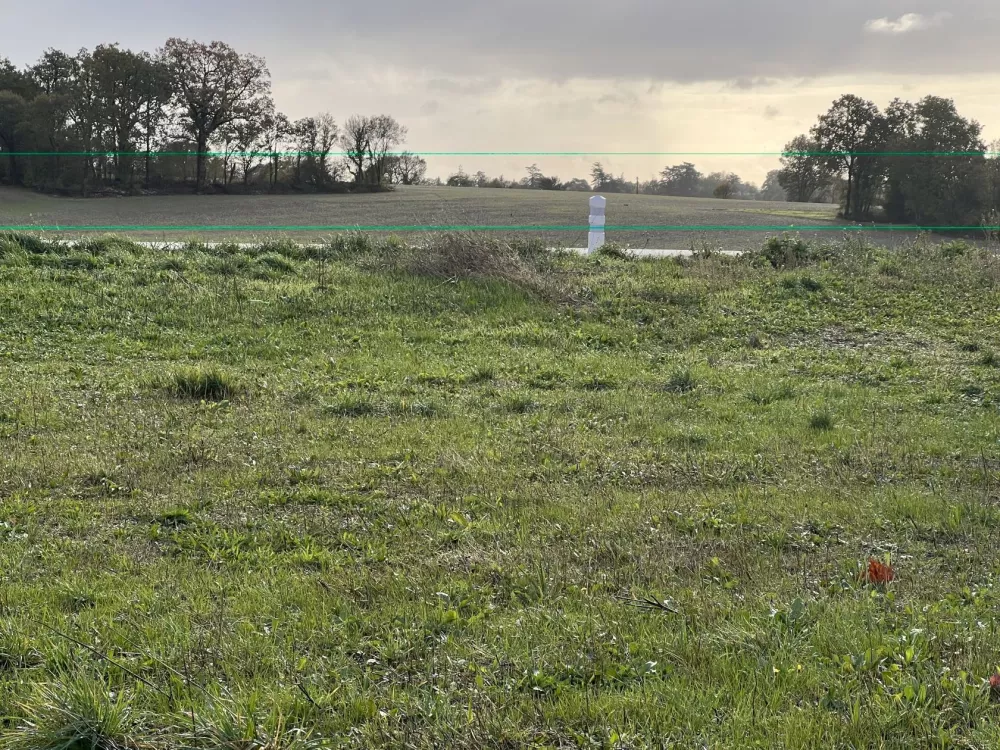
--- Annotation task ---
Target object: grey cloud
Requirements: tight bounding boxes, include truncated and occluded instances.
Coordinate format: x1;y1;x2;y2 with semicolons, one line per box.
763;105;780;119
426;77;502;95
726;77;779;90
4;0;998;85
597;92;641;106
286;68;332;82
315;0;999;82
420;100;440;115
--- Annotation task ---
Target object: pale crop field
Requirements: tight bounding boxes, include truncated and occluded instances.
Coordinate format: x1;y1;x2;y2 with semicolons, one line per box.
0;184;921;251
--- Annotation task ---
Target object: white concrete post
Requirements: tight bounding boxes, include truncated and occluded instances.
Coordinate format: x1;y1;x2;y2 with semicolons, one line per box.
588;195;606;253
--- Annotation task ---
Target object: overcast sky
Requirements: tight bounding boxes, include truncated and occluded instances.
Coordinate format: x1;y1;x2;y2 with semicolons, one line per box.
4;0;999;184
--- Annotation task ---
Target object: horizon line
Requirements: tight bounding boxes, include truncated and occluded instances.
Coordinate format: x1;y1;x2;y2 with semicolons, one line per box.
3;151;999;158
0;225;994;232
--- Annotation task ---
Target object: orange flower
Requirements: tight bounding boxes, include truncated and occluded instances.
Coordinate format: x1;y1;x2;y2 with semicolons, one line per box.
863;558;895;584
989;672;1000;695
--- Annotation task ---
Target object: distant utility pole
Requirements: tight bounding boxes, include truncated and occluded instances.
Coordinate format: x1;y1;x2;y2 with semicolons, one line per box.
635;177;639;195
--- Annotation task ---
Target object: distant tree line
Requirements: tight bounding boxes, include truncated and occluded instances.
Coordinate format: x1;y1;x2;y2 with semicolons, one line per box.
640;163;773;201
440;161;781;200
440;163;591;191
778;94;1000;226
437;93;1000;230
0;40;419;194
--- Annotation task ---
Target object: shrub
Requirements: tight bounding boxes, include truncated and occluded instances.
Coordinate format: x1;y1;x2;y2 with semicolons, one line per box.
939;240;972;258
780;273;823;294
759;235;814;268
596;242;631;260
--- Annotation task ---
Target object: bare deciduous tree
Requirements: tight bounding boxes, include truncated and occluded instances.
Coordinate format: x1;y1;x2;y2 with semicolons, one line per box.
365;114;406;186
294;113;338;187
778;135;831;203
232;98;274;186
160;38;270;191
339;114;372;184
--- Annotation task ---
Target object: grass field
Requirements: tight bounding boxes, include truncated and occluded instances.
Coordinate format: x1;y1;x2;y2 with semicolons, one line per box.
0;184;937;252
3;231;1000;747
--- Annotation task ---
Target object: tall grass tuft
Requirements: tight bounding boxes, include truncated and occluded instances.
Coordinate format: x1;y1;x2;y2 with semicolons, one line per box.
664;368;698;394
809;410;835;431
169;366;240;401
1;676;141;750
1;232;55;255
177;693;322;749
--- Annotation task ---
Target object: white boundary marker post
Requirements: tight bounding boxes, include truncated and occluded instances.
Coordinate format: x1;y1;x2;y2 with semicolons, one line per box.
588;195;606;253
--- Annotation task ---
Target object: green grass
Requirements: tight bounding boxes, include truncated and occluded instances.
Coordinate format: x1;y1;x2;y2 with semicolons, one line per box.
737;207;842;220
4;231;1000;746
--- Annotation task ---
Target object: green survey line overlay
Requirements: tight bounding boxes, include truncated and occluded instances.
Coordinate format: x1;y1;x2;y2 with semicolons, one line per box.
2;151;999;157
2;225;997;232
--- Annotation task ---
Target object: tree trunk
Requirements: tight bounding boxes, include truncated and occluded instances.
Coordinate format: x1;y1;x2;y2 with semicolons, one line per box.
6;152;18;185
845;158;854;220
144;130;152;190
118;129;134;190
195;136;207;192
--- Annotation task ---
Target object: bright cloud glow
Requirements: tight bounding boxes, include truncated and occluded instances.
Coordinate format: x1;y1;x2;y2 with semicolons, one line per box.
864;12;952;34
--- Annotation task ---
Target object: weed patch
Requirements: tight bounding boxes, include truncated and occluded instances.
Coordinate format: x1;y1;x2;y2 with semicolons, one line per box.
664;368;698;394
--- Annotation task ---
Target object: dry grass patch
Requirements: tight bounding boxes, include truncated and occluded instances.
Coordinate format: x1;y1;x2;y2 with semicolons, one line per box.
364;233;570;301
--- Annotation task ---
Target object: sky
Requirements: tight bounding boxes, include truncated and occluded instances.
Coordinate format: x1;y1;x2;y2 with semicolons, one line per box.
3;0;999;185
